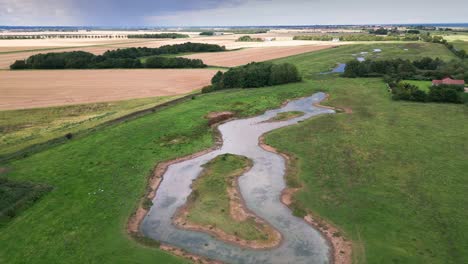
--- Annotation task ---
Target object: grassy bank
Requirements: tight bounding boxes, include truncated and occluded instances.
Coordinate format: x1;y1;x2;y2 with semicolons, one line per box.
180;154;271;241
0;177;52;228
264;45;468;263
0;95;183;156
265;78;468;263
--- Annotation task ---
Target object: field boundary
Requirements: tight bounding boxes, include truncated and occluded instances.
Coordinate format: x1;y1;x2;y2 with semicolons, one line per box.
0;93;199;164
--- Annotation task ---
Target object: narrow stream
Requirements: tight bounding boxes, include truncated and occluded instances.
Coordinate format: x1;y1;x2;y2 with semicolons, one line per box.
141;92;335;264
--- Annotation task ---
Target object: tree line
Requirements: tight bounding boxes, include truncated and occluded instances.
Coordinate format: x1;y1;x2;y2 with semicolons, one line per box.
202;62;301;93
10;43;225;70
103;42;225;59
343;57;468;82
391;83;465;104
293;34;420;42
127;33;189;39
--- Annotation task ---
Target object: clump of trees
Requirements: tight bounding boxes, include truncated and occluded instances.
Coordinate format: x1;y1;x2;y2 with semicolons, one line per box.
10;51;206;69
202;62;301;93
10;43;224;69
391;83;465;104
127;33;189;39
369;27;389;35
103;42;225;59
343;57;468;82
407;29;421;34
236;36;263;42
199;32;215;36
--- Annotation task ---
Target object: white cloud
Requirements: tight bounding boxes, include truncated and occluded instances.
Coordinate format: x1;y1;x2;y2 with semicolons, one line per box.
0;0;79;25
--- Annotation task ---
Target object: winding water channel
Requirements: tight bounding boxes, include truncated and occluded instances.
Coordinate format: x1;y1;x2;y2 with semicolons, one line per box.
141;92;335;264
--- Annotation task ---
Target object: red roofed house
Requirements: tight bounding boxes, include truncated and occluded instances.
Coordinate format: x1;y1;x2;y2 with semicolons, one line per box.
432;77;465;87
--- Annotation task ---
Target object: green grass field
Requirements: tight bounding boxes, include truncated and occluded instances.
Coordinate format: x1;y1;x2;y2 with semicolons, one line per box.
265;50;468;263
273;42;457;78
183;154;270;241
451;41;468;52
401;80;432;92
0;95;184;157
0;177;52;228
0;42;466;263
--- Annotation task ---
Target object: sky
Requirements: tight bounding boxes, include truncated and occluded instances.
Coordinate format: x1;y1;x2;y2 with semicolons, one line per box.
0;0;467;27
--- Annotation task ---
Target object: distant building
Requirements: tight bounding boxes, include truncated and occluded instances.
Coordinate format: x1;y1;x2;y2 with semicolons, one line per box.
432;77;465;87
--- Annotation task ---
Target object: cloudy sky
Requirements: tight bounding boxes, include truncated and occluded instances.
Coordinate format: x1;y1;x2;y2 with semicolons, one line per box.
0;0;467;27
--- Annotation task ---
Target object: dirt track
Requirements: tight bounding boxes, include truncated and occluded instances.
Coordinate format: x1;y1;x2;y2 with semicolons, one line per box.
0;69;217;110
182;45;333;67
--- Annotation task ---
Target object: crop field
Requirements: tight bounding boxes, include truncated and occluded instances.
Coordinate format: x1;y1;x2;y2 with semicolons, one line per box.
0;69;217;110
182;45;333;67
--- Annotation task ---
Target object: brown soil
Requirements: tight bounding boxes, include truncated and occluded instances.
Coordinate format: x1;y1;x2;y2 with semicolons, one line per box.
172;161;282;250
0;69;218;110
182;45;334;67
160;244;223;264
205;111;235;126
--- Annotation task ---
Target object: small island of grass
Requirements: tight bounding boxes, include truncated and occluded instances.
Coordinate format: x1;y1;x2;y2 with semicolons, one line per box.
173;154;281;248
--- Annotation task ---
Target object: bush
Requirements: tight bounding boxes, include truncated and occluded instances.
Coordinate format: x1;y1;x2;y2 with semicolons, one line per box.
10;60;29;70
428;85;464;103
392;83;427;102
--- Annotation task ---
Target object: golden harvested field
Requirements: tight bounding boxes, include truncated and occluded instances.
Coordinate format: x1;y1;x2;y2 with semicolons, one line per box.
182;45;334;67
0;69;217;110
